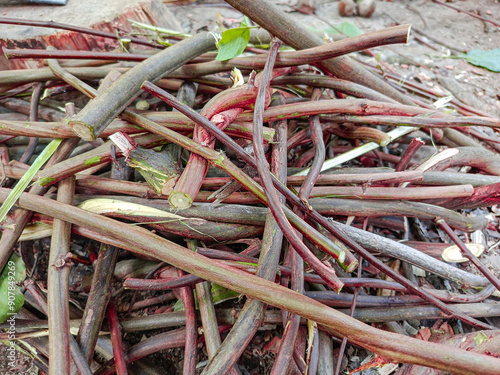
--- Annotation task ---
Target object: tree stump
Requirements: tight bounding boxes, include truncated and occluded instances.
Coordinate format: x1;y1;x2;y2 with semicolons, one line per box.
0;0;182;69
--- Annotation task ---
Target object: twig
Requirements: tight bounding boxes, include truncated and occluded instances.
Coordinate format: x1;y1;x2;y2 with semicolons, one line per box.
66;32;216;141
275;73;398;102
76;158;125;363
312;198;486;232
422;182;500;210
0;113;274;142
252;39;344;292
3;24;409;66
396;137;426;171
335;256;363;375
24;279;93;375
107;299;128;375
47;176;74;375
19;82;43;164
0;17;160;48
76;241;119;363
436;219;500;293
274;89;326;374
202;95;287;375
431;0;500;28
176;265;197;375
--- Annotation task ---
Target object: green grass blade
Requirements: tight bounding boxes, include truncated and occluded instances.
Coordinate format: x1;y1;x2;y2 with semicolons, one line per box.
0;138;63;223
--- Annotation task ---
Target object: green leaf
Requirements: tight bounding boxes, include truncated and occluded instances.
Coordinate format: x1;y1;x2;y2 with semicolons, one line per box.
308;22;362;38
0;253;26;323
473;331;489;346
38;177;56;187
84;155;102;167
0;138;62;223
338;22;362;37
173;283;240;311
463;49;500;72
216;26;251;62
241;16;250;28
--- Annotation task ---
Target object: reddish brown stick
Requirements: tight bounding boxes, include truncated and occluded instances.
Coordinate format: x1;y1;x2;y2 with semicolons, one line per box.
107;300;128;375
436;219;500;293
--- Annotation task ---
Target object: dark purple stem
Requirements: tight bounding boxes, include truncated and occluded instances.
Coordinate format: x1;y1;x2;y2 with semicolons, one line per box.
107;299;128;375
436;219;500;293
177;269;197;375
251;39;344;292
395;137;425;172
334;258;363;375
19;82;43;164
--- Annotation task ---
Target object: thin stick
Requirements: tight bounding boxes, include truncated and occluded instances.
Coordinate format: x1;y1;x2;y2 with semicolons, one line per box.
107;299;128;375
4;48;152;62
251;39;344;292
202;96;288;375
436;219;500;293
177;267;197;375
0;17;160;48
279;89;326;374
76;242;119;363
47;176;74;375
75;157;125;364
334;258;363;375
19;82;43;164
24;279;93;375
2;25;409;66
396;137;425;172
431;0;500;27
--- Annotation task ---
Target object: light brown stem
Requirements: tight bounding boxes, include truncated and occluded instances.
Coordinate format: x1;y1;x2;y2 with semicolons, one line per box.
47;177;74;375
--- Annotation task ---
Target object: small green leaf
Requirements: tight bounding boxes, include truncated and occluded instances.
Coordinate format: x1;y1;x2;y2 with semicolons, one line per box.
308;22;362;38
0;138;62;223
0;253;26;323
84;155;102;167
38;177;56;187
241;16;250;28
473;331;489;346
216;26;251;61
463;49;500;72
173;283;240;311
338;22;362;37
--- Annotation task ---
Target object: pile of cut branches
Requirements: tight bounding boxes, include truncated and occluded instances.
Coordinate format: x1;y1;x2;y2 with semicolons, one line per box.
1;0;500;374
